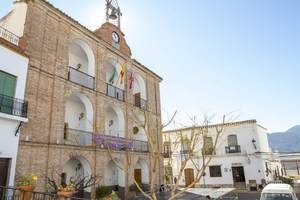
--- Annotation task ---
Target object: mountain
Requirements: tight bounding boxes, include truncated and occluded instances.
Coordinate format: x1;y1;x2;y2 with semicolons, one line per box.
268;125;300;153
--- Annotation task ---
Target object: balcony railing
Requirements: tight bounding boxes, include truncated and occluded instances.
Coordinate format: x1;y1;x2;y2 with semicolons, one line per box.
225;145;241;154
106;83;125;101
0;186;57;200
64;128;93;146
0;93;28;118
68;67;95;89
94;134;149;152
133;95;147;110
0;26;19;46
132;140;149;152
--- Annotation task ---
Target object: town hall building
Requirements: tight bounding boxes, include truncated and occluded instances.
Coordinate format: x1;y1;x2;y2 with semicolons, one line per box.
0;0;163;198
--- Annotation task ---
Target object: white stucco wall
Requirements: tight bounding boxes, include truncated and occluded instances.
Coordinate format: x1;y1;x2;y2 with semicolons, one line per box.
0;118;21;186
0;45;28;99
0;2;27;37
163;121;279;187
0;44;28;186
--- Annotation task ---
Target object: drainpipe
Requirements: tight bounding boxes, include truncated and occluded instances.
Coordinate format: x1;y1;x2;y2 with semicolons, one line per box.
154;82;162;186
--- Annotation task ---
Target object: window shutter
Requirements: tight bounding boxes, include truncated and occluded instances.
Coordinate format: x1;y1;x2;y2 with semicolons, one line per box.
0;71;16;97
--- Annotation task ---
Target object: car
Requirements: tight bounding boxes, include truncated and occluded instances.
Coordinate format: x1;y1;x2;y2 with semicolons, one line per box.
260;183;297;200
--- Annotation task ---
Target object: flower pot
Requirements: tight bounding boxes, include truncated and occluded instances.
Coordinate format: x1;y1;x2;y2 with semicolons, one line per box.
17;186;34;200
57;191;74;199
17;185;34;192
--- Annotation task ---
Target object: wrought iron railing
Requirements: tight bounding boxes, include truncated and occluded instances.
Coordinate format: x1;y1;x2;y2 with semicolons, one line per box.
132;140;149;152
64;128;93;146
106;83;125;101
133;95;147;110
0;26;19;46
68;67;95;90
0;186;91;200
225;145;241;153
0;93;28;118
94;134;149;152
0;186;57;200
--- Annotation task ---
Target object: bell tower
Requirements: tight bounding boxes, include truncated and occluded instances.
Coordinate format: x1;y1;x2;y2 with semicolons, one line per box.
105;0;122;29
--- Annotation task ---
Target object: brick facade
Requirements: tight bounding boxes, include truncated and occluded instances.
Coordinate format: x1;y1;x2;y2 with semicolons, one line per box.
16;0;163;198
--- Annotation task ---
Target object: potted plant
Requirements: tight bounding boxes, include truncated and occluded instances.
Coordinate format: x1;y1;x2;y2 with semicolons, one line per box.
96;185;112;199
57;182;75;199
16;174;38;200
129;184;139;198
17;174;38;191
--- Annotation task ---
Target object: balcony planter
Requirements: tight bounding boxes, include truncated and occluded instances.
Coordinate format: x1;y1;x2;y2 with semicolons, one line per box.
17;186;34;200
16;174;38;200
17;185;34;191
57;191;74;199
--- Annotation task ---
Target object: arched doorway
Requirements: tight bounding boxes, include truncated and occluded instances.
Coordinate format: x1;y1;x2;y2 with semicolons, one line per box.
62;156;92;196
134;159;149;189
105;159;126;190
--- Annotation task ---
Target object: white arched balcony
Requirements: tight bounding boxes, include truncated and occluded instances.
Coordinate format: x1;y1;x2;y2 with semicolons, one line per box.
132;73;147;110
68;39;95;89
132;113;149;152
64;93;93;146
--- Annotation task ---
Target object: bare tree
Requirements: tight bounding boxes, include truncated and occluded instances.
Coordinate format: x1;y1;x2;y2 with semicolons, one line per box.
102;105;232;200
45;169;101;194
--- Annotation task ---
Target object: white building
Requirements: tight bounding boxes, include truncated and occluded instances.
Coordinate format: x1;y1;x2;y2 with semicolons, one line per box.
0;24;29;186
163;120;282;190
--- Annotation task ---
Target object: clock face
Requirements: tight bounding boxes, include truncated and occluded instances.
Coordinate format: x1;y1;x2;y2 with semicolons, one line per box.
112;32;120;43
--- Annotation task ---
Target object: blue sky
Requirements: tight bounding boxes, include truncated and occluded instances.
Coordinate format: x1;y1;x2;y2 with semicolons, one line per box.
1;0;299;132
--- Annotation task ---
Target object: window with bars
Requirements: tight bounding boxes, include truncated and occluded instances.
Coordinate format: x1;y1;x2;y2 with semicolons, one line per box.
209;165;222;177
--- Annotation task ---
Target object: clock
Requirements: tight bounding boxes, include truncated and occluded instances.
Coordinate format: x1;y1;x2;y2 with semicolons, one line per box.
112;32;120;43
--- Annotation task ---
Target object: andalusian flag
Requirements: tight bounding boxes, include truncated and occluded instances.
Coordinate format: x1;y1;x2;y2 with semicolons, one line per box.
120;63;126;85
109;67;117;84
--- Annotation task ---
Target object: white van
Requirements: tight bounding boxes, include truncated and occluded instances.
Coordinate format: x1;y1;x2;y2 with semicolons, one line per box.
260;183;297;200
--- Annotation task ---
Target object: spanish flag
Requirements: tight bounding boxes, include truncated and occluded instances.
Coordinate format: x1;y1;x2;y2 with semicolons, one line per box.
120;63;126;85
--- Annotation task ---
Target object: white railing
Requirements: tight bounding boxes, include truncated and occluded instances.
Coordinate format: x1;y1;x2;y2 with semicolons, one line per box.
0;26;19;46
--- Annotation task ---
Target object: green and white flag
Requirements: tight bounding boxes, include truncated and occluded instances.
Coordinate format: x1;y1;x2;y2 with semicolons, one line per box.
109;67;117;84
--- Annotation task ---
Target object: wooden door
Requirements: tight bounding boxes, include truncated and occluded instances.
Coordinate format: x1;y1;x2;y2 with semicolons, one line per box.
0;158;9;187
184;168;194;187
134;93;141;107
134;169;142;186
232;166;246;189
